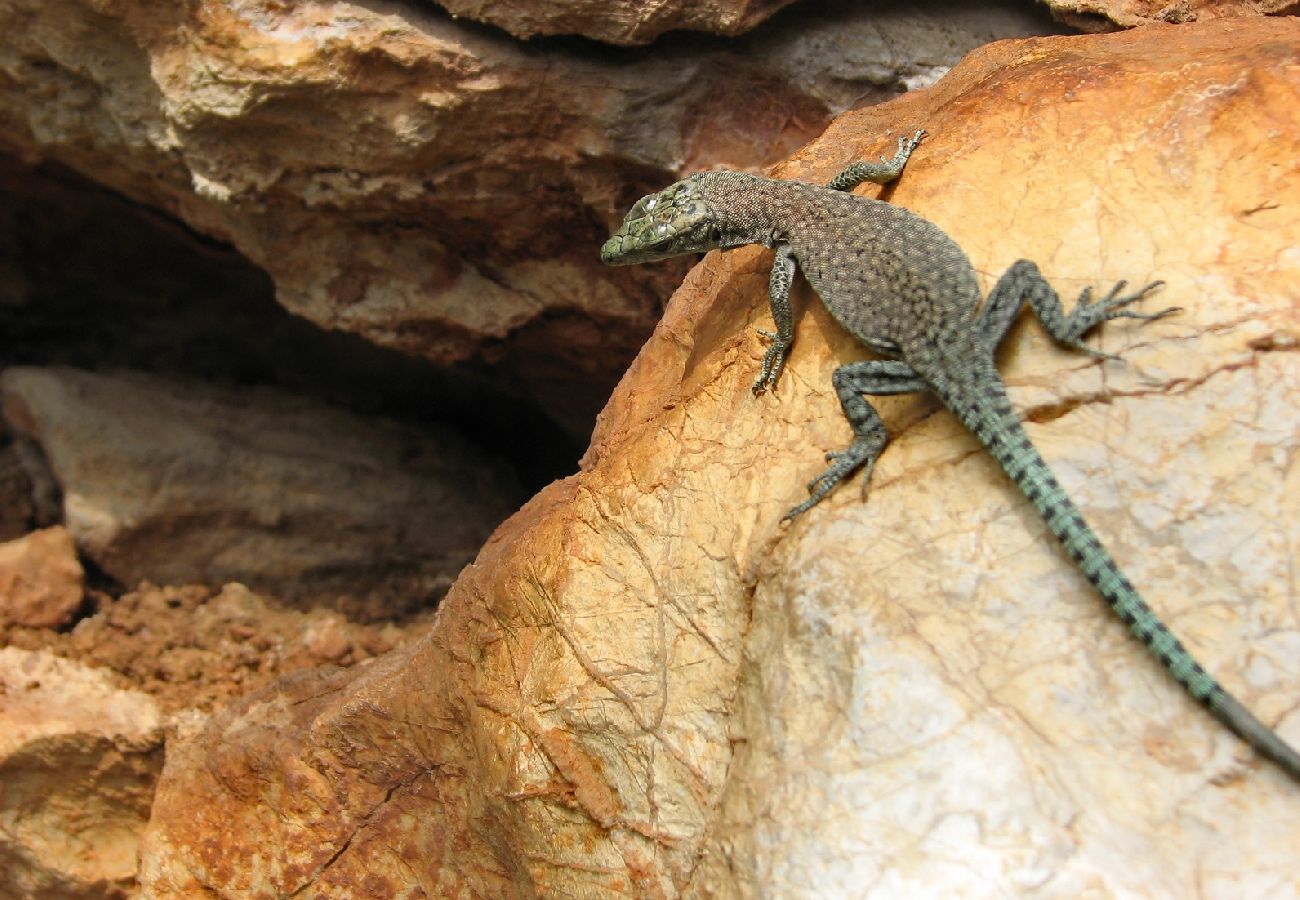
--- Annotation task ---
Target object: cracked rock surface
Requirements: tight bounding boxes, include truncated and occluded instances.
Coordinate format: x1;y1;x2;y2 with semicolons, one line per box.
136;19;1300;898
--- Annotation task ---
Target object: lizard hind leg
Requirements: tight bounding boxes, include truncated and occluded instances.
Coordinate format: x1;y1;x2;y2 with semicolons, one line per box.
784;360;926;521
987;260;1179;360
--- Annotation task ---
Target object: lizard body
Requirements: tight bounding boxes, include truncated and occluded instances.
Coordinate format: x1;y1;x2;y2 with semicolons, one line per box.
600;132;1300;783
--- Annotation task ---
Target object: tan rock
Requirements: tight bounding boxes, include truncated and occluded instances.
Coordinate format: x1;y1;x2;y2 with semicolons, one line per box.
136;18;1300;898
0;367;520;604
0;526;83;629
0;647;164;898
0;0;1061;432
1041;0;1298;30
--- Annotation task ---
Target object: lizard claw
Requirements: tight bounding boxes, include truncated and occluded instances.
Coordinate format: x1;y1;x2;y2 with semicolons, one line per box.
752;328;791;394
1061;278;1178;352
783;436;884;520
883;130;927;165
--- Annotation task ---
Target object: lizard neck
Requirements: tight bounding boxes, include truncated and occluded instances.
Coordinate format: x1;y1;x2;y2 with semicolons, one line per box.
696;171;792;249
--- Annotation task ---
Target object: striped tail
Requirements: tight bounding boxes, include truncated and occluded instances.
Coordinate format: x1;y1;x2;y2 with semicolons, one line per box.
940;362;1300;782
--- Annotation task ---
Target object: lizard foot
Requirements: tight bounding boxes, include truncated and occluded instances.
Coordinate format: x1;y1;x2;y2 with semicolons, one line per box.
782;435;885;521
1062;279;1179;359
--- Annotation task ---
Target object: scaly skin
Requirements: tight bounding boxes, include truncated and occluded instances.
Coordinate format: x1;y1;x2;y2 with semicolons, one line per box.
601;132;1300;783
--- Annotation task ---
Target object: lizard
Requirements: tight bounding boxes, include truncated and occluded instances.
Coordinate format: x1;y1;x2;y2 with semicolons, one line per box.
600;130;1300;783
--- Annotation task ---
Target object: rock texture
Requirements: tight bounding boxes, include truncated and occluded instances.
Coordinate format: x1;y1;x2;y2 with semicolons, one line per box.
0;647;164;899
135;19;1300;899
0;527;83;629
0;367;520;608
1041;0;1300;30
0;0;1061;433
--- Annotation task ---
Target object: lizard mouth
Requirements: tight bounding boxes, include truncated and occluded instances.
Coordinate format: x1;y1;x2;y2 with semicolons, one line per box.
599;236;625;265
600;232;673;265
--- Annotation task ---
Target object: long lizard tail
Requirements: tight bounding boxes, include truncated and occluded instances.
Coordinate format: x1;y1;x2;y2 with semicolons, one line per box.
939;361;1300;782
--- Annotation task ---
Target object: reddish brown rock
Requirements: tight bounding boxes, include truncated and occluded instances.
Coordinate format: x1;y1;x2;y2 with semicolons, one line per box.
136;19;1300;899
0;526;83;629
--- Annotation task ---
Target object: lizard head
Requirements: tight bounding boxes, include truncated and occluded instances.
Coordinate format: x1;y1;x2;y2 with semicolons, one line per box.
600;174;725;266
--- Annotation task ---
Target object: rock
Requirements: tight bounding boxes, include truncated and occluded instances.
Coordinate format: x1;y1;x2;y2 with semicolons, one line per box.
0;0;1062;432
0;367;521;606
0;647;164;899
0;526;84;629
436;0;798;45
1040;0;1298;31
135;19;1300;898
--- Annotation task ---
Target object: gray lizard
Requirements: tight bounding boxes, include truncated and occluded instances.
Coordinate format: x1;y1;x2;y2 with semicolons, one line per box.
600;131;1300;782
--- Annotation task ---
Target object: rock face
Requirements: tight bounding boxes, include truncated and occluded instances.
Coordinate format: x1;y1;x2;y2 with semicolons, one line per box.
135;19;1300;899
0;647;164;899
0;0;1062;433
0;367;520;607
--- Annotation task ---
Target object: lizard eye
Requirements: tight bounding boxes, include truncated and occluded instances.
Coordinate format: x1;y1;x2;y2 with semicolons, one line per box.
628;194;658;219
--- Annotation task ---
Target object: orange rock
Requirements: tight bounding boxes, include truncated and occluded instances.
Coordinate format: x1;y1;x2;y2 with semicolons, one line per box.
0;526;83;629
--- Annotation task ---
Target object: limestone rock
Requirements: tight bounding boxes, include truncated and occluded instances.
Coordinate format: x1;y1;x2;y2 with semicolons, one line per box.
1040;0;1299;30
0;0;1061;433
0;647;164;899
0;526;84;629
136;18;1300;899
0;367;520;604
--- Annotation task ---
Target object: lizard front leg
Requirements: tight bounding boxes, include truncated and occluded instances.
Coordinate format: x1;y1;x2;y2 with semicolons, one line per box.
753;244;797;394
826;129;926;192
784;360;925;520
